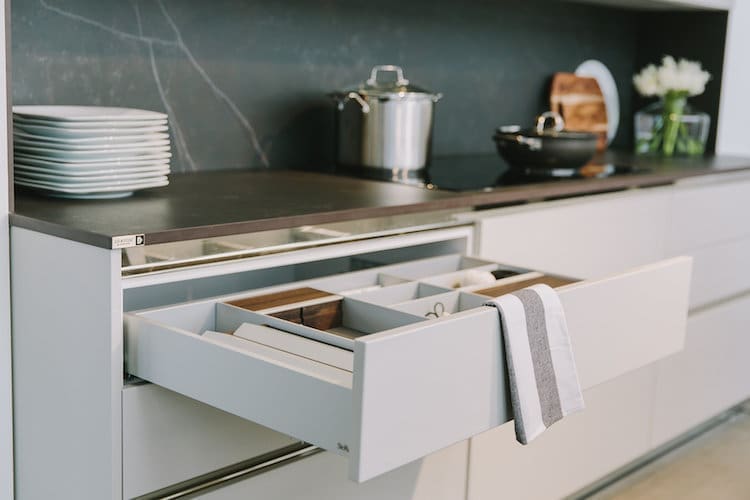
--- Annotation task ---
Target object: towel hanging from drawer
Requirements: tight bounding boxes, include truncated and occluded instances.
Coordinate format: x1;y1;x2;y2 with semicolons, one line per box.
485;284;585;444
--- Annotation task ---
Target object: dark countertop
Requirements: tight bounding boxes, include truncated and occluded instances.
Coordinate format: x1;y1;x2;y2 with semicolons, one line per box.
11;151;750;249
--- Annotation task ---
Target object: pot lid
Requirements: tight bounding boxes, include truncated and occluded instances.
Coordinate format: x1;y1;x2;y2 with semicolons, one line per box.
355;65;435;97
495;111;597;140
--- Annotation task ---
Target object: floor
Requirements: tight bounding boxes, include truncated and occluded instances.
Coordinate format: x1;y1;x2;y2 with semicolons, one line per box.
587;406;750;500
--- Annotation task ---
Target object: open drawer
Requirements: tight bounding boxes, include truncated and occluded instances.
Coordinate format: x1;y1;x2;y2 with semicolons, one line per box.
125;254;692;482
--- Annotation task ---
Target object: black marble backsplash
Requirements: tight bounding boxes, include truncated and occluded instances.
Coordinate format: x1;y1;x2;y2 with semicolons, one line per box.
11;0;725;172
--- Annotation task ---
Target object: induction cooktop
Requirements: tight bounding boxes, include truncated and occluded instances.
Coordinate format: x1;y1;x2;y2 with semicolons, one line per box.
336;154;651;192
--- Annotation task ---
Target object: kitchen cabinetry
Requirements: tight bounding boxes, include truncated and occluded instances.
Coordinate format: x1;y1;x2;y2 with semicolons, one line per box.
465;189;673;499
651;296;750;446
10;204;690;498
467;367;658;500
466;172;750;498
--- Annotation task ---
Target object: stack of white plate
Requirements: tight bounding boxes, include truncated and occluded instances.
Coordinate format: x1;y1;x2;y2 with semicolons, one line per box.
13;105;172;199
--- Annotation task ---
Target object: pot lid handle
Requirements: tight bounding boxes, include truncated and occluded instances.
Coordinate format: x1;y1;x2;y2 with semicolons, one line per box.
536;111;565;134
366;65;410;87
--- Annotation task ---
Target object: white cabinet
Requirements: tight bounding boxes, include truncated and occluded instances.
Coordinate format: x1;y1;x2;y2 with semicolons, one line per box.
464;188;672;279
666;174;750;309
122;384;298;499
467;366;658;500
125;252;691;482
652;294;750;447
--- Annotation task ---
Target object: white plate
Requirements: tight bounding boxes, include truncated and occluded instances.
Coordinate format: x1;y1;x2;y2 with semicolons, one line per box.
14;130;170;145
14;154;171;169
15;176;169;192
14;146;171;162
14;116;168;129
575;59;620;144
15;167;170;183
13;105;167;122
15;163;170;177
15;177;169;199
14;137;171;151
15;173;169;186
14;122;169;138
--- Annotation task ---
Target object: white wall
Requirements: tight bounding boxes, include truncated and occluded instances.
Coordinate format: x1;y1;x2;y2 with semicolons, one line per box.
716;1;750;155
0;0;12;496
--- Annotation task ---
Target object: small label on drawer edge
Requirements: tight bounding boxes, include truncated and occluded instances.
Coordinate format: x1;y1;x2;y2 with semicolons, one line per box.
112;234;145;249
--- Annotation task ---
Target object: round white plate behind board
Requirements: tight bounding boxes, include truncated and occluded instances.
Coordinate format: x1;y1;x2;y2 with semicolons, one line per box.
575;60;619;144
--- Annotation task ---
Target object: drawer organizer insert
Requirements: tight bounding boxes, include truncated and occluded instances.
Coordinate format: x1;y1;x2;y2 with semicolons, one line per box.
125;253;692;481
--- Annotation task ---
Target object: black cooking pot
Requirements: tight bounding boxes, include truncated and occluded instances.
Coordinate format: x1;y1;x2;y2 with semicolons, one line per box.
493;112;598;171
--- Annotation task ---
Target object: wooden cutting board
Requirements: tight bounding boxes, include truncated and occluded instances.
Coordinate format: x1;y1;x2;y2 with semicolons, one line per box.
550;72;608;151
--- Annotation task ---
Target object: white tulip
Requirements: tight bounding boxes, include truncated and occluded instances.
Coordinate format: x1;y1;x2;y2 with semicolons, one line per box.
633;55;711;97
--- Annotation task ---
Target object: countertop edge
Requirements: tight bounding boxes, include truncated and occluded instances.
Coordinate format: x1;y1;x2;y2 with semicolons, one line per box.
11;160;750;249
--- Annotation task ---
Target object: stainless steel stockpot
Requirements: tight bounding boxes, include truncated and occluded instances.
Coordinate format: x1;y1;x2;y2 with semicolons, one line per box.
332;65;442;176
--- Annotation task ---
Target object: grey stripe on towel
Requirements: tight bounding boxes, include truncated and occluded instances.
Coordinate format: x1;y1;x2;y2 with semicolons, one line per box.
514;288;563;427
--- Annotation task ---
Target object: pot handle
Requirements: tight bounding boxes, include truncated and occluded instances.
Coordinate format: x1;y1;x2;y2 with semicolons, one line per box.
367;65;410;87
536;111;565;134
336;92;370;113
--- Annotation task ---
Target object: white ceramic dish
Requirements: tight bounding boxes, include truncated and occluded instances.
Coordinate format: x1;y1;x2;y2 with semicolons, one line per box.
14;122;169;138
13;105;167;122
14;174;167;189
14;154;171;169
15;176;169;194
15;163;170;177
14;137;171;151
575;59;620;144
15;177;169;199
15;168;170;183
14;146;171;162
13;116;168;129
14;130;170;145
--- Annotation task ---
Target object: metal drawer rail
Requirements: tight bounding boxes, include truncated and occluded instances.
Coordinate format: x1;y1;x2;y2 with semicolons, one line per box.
133;443;320;499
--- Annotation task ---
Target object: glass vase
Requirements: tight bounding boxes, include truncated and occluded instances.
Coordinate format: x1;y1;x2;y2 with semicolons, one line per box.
634;92;710;157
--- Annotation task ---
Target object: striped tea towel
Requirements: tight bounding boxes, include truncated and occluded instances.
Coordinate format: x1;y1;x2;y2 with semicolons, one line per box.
485;284;585;444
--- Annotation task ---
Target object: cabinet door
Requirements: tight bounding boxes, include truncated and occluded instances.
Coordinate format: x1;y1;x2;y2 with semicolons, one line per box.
122;384;298;499
467;366;657;500
467;188;671;279
651;295;750;447
125;253;690;482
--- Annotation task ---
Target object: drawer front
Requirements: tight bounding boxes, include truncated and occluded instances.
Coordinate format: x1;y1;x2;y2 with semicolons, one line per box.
651;295;750;447
122;384;297;499
467;366;657;500
468;189;671;279
467;365;658;500
668;175;750;252
126;254;691;482
681;236;750;309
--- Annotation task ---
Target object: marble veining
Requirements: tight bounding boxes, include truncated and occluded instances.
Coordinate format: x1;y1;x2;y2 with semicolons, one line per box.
33;0;270;170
